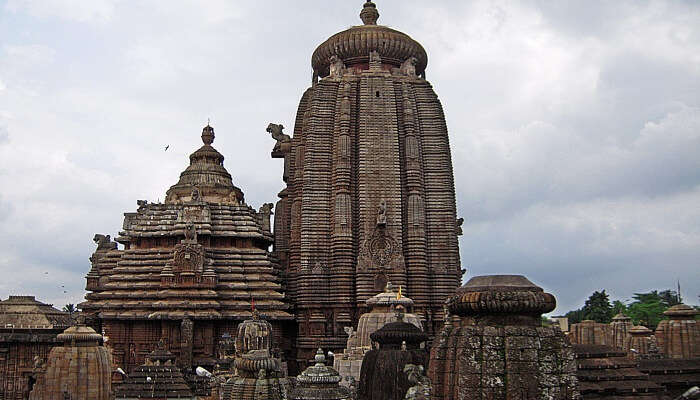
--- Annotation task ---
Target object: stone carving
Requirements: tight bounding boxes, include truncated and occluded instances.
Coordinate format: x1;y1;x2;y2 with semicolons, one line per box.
376;199;387;227
369;50;381;64
360;228;399;269
455;217;464;236
344;326;358;349
400;57;418;77
172;242;204;273
190;186;201;202
404;364;431;400
266;123;291;144
136;199;148;207
259;203;274;232
183;222;196;242
93;234;117;251
329;55;345;78
360;0;379;25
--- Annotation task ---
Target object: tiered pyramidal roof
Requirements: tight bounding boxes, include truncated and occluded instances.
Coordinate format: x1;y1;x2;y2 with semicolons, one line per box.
81;124;290;372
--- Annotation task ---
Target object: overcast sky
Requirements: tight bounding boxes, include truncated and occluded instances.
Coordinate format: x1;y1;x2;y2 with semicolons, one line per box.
0;1;698;315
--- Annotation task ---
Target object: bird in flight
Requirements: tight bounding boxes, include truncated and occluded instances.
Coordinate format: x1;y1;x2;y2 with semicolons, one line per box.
164;145;170;151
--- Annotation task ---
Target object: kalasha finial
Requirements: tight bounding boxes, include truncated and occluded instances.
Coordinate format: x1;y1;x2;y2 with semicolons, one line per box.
314;348;326;365
202;122;215;145
360;1;379;25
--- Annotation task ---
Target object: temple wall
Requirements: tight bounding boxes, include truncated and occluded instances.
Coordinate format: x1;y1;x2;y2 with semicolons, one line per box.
0;337;58;400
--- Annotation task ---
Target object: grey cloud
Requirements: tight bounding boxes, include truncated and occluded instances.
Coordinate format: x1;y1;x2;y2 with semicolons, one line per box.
0;1;699;311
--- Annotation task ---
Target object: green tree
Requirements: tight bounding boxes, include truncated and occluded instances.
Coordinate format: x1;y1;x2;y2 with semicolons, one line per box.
627;300;667;328
63;303;76;315
564;308;585;324
612;300;628;315
582;290;614;323
627;289;680;328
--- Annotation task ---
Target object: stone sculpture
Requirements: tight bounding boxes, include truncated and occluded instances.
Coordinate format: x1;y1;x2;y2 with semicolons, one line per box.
329;55;345;78
93;234;117;251
404;364;431;400
266;123;291;144
400;57;417;77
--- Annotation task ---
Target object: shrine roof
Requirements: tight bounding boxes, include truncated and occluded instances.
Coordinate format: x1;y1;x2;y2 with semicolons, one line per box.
0;295;71;330
311;1;428;78
118;202;273;242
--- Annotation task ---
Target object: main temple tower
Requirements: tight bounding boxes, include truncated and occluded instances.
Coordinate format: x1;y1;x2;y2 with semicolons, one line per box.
270;1;462;364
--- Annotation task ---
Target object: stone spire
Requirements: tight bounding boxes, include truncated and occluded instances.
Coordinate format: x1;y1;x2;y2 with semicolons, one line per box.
165;124;244;204
655;304;699;359
360;1;379;25
290;349;353;400
29;324;112;400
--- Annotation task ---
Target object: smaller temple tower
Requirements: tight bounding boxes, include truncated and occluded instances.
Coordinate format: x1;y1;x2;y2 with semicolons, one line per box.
333;282;421;386
82;124;292;374
624;325;655;355
115;340;195;399
221;311;290;400
290;349;353;400
29;323;112;400
428;275;579;399
358;311;429;400
655;304;699;359
0;295;71;400
609;313;633;349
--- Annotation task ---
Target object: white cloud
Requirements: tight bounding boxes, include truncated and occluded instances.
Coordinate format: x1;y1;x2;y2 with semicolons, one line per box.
5;0;117;24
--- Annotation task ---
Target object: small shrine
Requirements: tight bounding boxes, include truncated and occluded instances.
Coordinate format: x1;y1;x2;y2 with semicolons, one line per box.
115;340;194;399
428;275;579;399
29;323;112;400
333;282;421;386
220;311;289;400
358;309;429;400
290;349;353;400
655;304;699;359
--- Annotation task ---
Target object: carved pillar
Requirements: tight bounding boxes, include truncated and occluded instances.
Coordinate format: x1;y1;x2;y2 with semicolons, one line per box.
180;318;193;368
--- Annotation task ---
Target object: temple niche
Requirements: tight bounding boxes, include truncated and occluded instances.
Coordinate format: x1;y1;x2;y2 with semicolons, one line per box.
80;124;293;377
269;0;463;365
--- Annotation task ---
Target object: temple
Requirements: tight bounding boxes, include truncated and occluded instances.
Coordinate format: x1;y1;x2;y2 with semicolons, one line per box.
80;124;293;375
1;2;698;400
0;295;71;399
269;0;462;366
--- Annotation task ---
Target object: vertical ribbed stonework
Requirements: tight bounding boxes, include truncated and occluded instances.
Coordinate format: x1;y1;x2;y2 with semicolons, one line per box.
269;2;462;367
287;88;313;309
331;81;356;306
356;70;407;305
397;82;430;318
413;81;461;331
